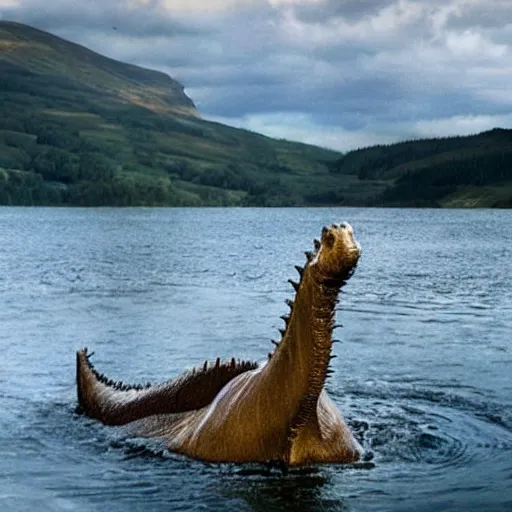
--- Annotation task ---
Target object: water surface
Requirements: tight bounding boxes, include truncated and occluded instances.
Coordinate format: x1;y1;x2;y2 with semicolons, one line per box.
1;207;511;511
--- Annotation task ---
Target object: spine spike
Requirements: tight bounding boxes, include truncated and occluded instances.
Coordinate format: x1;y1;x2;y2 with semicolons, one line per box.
285;299;294;309
314;239;321;251
278;328;286;337
305;251;314;262
203;361;208;372
288;279;300;292
294;265;304;277
271;340;279;347
215;357;220;369
280;314;290;324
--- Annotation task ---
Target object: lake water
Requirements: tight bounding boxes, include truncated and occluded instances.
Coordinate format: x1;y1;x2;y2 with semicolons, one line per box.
1;207;511;512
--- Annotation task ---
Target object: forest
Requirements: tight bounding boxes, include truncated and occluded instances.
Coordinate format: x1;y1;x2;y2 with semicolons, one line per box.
329;128;512;207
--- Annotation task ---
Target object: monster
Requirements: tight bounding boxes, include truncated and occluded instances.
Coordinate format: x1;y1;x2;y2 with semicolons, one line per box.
76;222;363;467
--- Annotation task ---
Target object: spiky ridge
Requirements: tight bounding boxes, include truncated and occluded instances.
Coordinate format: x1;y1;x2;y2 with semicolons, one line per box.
268;240;353;360
83;351;152;392
265;234;358;440
82;350;257;394
77;349;259;425
289;278;345;436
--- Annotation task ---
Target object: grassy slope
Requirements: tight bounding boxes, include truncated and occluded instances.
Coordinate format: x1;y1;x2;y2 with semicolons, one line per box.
0;21;196;116
0;21;348;206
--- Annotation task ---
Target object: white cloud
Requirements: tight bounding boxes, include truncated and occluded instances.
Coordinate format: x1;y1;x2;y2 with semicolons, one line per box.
412;113;512;138
445;29;507;58
0;0;19;9
208;112;402;151
160;0;255;12
268;0;326;5
279;0;426;48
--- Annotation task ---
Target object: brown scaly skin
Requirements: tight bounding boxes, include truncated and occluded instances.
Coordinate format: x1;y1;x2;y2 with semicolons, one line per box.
76;222;363;467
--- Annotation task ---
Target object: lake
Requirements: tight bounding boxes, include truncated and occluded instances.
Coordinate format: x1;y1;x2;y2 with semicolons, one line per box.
1;207;511;512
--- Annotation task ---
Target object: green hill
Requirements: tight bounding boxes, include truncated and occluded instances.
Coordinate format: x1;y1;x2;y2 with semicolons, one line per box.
1;21;511;207
0;21;348;206
329;129;512;207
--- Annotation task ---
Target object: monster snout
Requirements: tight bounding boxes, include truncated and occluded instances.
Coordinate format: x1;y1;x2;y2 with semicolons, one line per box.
321;223;354;248
316;222;360;278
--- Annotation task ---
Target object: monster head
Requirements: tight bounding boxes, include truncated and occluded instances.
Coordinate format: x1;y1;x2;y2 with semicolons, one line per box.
311;222;361;282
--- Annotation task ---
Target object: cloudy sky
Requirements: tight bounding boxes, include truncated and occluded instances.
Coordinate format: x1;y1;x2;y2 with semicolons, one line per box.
2;0;512;151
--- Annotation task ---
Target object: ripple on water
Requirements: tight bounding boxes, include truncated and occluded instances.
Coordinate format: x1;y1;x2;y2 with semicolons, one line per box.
344;383;512;479
3;372;512;512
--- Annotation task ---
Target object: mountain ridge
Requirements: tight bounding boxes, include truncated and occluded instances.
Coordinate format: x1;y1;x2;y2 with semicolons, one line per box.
0;21;197;116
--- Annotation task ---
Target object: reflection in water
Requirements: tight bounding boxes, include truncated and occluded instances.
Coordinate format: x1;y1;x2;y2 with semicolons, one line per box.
219;468;333;512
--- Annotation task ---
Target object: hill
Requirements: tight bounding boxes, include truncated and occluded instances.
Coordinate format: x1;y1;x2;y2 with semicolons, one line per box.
0;21;511;207
329;129;512;207
0;21;347;206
